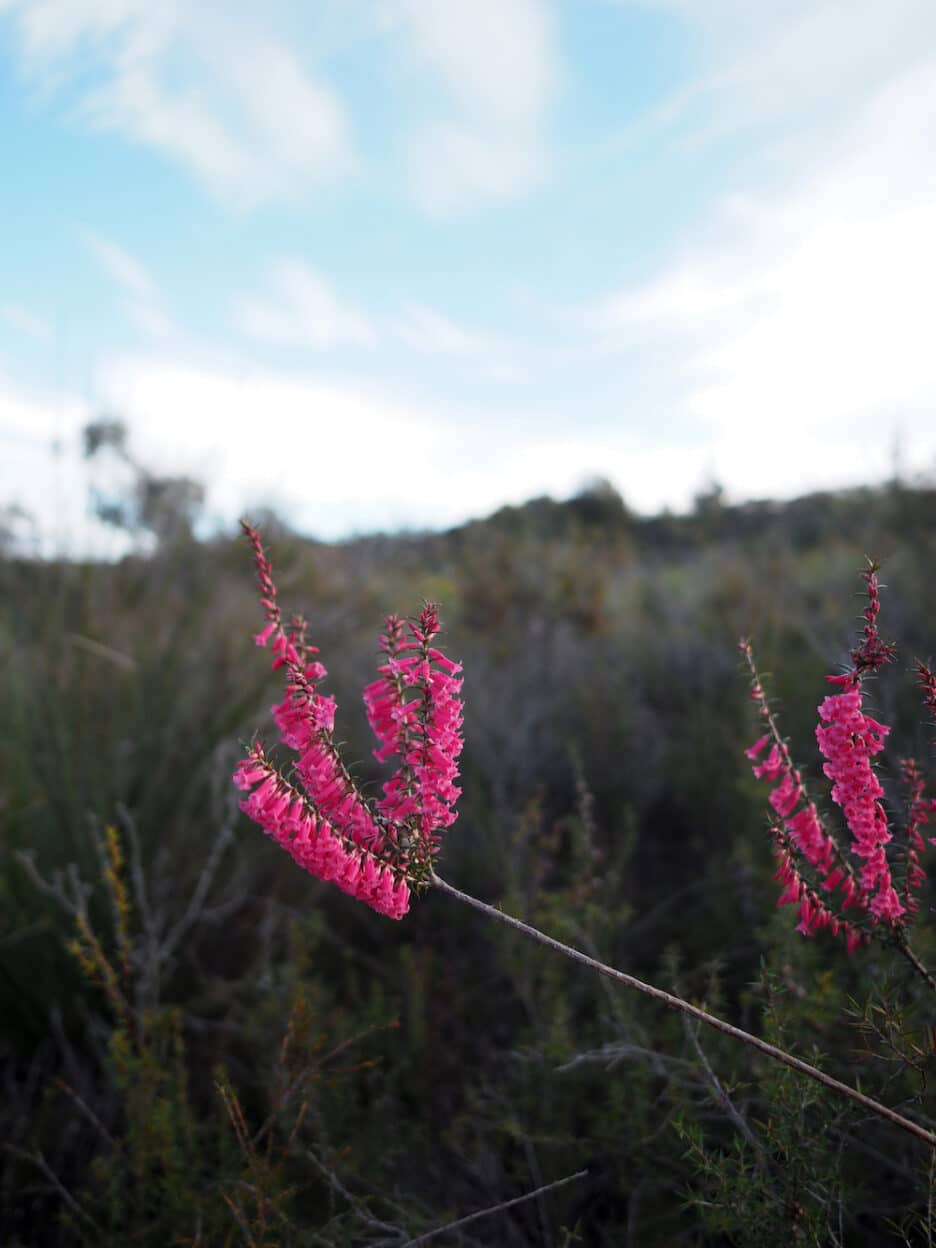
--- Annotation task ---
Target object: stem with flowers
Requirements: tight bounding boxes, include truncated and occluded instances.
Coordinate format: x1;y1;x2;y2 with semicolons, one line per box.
233;527;936;1158
741;560;936;993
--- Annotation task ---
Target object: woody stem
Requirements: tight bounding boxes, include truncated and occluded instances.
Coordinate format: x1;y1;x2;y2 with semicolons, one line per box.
431;871;936;1151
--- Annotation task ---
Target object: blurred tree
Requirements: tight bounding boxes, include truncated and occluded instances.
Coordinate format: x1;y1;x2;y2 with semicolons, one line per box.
0;502;38;556
568;475;631;530
83;416;204;545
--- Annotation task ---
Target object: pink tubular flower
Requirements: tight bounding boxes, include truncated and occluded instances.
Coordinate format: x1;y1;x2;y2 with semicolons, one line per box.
363;606;464;864
742;561;931;950
816;675;903;924
771;826;864;950
233;744;410;920
746;734;843;897
742;639;866;951
234;522;463;918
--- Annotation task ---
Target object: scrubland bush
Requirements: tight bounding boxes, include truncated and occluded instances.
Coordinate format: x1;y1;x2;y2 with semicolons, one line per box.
2;481;936;1245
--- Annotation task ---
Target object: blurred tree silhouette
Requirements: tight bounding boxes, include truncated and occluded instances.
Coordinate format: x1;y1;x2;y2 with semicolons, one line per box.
83;417;204;545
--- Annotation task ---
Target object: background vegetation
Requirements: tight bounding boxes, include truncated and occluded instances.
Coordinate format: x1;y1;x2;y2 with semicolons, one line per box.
3;446;936;1245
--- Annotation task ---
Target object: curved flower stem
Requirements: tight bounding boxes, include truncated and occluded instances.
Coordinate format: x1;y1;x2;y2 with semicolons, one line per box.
430;871;936;1151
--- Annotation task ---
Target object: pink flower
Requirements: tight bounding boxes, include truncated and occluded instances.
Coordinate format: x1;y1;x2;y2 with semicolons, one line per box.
744;646;866;950
816;678;901;924
235;523;463;917
363;606;464;862
232;743;410;919
771;828;862;949
743;561;922;950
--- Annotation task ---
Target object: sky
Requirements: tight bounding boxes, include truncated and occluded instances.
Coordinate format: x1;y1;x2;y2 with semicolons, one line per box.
1;0;935;554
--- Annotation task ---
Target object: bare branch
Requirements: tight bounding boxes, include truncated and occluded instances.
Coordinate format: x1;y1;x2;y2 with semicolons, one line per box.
681;1016;764;1156
397;1169;589;1248
160;817;235;962
5;1145;101;1234
304;1148;407;1242
14;851;89;920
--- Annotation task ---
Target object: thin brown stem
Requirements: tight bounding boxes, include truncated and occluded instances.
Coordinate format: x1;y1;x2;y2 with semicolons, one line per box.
397;1168;588;1247
898;938;936;994
431;872;936;1151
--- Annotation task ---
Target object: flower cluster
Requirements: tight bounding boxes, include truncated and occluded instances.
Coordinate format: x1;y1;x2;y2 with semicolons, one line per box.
362;607;463;861
816;676;902;922
744;715;864;951
234;744;410;919
233;523;463;919
742;561;934;951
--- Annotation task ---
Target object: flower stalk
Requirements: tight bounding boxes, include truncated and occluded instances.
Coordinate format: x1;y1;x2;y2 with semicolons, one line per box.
430;871;936;1151
742;561;936;988
234;522;463;914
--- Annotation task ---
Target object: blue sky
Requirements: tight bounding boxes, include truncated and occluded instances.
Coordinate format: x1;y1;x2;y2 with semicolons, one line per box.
1;0;935;553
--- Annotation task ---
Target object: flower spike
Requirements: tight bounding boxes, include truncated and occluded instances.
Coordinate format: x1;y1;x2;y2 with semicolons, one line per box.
234;523;463;917
743;562;935;952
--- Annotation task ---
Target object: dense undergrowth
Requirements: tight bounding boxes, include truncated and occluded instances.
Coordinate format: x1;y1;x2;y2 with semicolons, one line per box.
2;478;936;1245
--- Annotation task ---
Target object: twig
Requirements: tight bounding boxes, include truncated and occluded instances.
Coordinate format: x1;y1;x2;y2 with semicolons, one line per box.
160;817;235;962
14;851;89;920
253;1018;394;1149
304;1148;406;1241
220;1191;258;1248
556;1040;693;1078
5;1145;101;1234
118;804;161;1011
431;872;936;1150
681;1016;763;1156
65;632;136;671
898;938;936;994
53;1077;116;1146
396;1168;588;1247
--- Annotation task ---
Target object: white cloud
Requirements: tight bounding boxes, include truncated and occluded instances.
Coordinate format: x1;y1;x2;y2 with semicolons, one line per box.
84;230;155;299
4;350;636;541
1;304;53;344
382;0;557;211
577;56;936;501
619;0;936;149
388;0;553;127
1;0;353;205
83;231;175;341
0;375;119;557
405;122;546;216
0;353;736;551
1;0;556;214
395;302;496;354
236;261;378;352
93;354;572;534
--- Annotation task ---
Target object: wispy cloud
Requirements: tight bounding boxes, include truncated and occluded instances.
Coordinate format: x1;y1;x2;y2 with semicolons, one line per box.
236;261;378;351
235;273;519;366
395;302;497;354
1;304;53;344
2;0;559;215
382;0;558;212
617;0;936;148
83;231;174;341
577;54;936;498
1;0;353;205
